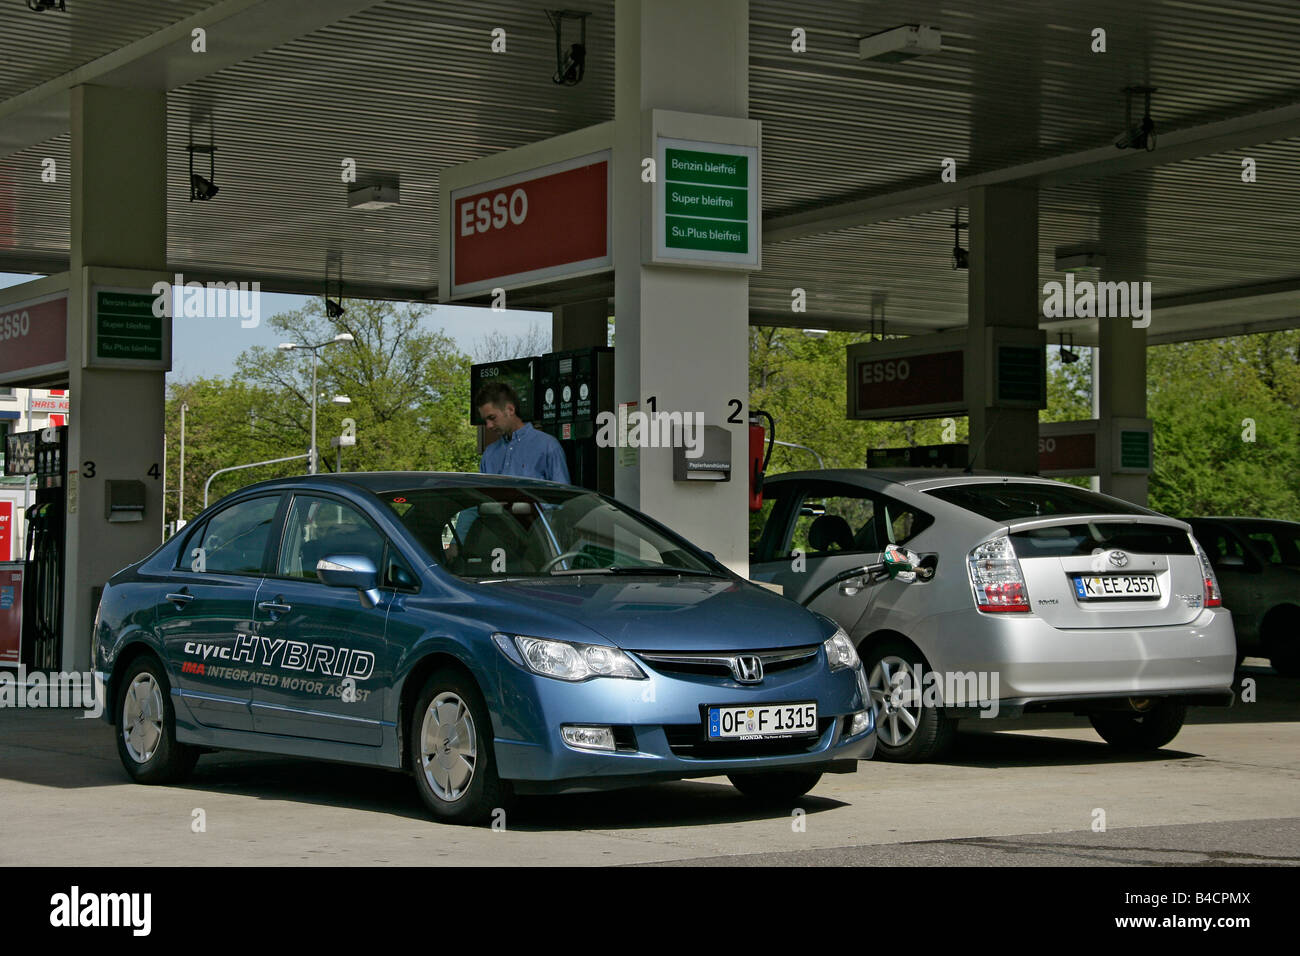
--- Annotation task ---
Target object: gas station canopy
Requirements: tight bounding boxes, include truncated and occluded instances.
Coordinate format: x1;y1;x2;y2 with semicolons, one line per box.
1;0;1297;344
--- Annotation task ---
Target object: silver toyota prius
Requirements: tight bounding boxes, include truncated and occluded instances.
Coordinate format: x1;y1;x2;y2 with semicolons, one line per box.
750;469;1237;762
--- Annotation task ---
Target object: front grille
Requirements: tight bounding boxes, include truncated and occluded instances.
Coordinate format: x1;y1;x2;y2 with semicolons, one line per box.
663;718;832;759
633;645;820;681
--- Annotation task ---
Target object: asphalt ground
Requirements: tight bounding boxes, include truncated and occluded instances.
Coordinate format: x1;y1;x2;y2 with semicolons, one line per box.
1;661;1296;867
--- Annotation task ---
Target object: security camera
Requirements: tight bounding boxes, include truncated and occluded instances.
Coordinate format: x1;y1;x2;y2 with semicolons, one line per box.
325;298;346;319
190;174;219;201
555;42;586;85
1115;86;1157;152
1115;114;1156;151
547;10;590;87
1058;333;1080;364
27;0;66;11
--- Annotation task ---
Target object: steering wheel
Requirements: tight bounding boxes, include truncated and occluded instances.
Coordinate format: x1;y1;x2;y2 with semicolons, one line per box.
540;549;603;573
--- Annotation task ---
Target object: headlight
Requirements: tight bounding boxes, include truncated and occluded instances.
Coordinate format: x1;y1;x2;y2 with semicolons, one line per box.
493;633;645;681
823;628;860;672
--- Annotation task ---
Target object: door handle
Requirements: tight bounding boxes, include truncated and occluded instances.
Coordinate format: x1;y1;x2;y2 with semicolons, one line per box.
165;591;194;608
258;600;292;617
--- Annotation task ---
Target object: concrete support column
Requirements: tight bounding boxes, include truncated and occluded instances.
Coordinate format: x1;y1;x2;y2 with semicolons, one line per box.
550;298;609;351
613;0;750;573
964;184;1040;475
1092;178;1151;504
65;85;168;669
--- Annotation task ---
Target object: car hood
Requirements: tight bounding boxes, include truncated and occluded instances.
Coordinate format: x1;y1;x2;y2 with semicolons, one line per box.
481;576;831;652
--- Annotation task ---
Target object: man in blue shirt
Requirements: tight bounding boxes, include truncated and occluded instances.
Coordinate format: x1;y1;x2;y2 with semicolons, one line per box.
474;381;571;483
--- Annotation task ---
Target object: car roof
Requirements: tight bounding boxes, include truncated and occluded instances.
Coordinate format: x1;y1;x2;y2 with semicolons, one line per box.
1188;516;1300;527
763;467;1061;493
233;471;578;498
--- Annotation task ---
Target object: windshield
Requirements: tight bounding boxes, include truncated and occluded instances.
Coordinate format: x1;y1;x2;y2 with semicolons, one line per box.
925;482;1151;522
378;485;723;579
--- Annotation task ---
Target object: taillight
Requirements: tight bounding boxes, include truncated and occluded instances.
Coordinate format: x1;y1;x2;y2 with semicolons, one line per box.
1191;537;1222;608
968;535;1030;612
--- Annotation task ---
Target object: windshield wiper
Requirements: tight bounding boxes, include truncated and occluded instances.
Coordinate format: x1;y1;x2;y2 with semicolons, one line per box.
550;564;722;577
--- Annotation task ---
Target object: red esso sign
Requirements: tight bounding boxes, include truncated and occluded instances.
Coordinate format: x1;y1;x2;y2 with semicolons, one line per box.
860;359;910;384
856;349;964;411
451;158;608;294
0;309;31;341
0;294;67;376
460;188;529;236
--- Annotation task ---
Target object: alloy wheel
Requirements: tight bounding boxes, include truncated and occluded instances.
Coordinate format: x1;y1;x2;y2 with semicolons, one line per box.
420;692;477;802
868;655;921;747
122;673;165;763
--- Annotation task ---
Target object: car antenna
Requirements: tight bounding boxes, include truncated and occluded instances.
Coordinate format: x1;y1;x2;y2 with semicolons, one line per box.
964;410;998;474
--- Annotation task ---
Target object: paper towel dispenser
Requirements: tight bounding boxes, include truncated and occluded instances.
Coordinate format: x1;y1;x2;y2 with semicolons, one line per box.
672;425;732;482
105;480;146;522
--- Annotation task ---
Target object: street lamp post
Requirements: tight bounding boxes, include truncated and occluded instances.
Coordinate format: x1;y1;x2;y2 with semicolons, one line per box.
278;333;354;474
179;402;188;524
330;395;352;471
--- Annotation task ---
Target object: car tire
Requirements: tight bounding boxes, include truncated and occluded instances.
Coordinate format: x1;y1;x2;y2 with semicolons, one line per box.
115;655;199;784
1262;607;1300;677
1089;700;1187;752
863;639;956;763
727;771;822;803
410;668;510;826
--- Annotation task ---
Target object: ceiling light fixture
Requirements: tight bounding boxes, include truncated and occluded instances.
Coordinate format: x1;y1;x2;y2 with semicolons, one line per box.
348;179;400;210
859;24;941;63
1054;244;1106;272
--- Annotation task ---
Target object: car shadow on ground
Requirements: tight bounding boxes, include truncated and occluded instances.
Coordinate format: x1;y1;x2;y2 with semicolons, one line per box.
506;780;847;831
917;665;1298;769
172;753;848;829
933;727;1199;769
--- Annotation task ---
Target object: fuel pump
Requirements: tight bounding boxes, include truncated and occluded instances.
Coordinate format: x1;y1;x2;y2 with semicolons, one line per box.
18;426;66;670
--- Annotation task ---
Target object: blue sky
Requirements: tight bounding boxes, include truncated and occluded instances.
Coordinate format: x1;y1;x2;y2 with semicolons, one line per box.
0;272;551;382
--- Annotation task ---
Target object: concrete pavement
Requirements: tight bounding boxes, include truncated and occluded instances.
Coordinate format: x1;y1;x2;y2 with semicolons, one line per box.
1;663;1296;866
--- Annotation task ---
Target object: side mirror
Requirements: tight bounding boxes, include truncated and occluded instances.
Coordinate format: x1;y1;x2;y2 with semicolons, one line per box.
317;553;382;608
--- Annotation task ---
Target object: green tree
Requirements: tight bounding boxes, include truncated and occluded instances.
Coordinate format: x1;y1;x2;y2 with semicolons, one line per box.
1147;336;1300;520
166;299;478;524
749;328;967;475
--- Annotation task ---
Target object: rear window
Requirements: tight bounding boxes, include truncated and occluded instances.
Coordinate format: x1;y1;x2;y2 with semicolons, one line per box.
925;482;1150;522
1236;522;1300;566
1011;523;1195;558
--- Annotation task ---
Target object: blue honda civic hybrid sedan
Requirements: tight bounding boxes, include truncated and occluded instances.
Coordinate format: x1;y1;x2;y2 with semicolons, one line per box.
94;473;875;824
